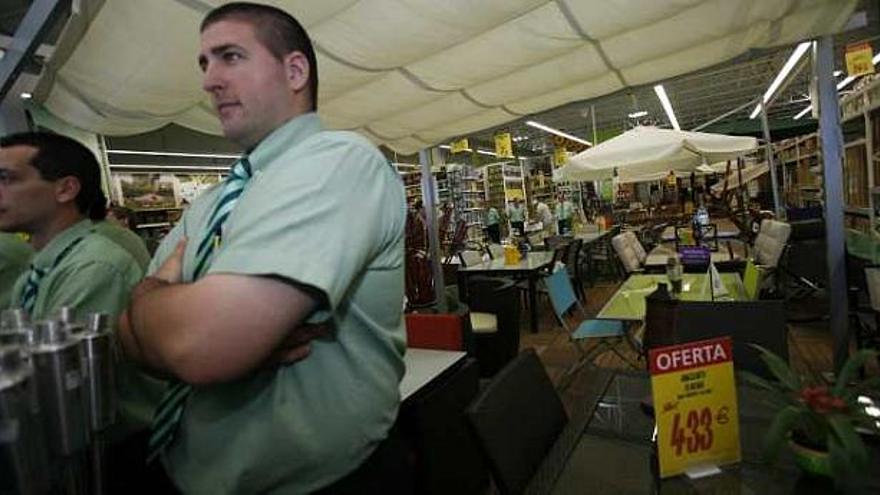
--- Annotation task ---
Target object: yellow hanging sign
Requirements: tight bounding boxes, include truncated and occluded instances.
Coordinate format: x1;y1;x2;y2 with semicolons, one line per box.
650;336;741;478
846;42;875;78
494;133;514;158
450;138;470;154
554;147;567;167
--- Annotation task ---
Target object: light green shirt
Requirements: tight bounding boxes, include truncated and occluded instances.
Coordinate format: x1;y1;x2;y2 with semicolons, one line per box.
11;220;165;440
92;220;151;272
485;207;500;226
0;233;33;309
151;113;406;494
507;204;525;222
556;200;574;221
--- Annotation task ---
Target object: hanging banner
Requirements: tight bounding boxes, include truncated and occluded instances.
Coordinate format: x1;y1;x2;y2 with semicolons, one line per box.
846;42;875;78
495;133;514;158
450;138;469;154
554;147;568;167
649;336;741;478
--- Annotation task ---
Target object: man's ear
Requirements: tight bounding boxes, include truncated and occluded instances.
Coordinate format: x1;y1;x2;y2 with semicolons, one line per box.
55;176;81;206
283;51;310;93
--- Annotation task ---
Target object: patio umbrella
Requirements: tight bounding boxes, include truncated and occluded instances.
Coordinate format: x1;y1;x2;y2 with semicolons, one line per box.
556;126;758;183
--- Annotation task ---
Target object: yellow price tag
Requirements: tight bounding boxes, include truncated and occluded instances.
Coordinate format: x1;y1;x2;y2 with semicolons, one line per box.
495;133;513;158
554;147;567;167
649;337;741;478
450;138;469;154
846;42;875;78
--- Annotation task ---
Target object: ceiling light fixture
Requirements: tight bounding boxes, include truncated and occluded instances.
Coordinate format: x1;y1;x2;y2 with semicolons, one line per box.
750;41;812;119
106;149;240;159
19;92;32;99
628;110;648;119
525;120;592;146
653;85;680;130
793;51;880;120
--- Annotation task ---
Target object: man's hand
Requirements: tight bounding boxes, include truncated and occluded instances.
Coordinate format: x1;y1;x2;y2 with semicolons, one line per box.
154;238;187;283
267;322;334;365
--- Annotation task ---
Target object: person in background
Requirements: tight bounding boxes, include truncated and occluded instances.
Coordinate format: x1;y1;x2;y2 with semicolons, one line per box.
118;3;409;493
507;197;525;236
533;198;554;238
0;131;167;492
555;193;574;234
485;202;501;243
93;203;152;271
0;232;32;308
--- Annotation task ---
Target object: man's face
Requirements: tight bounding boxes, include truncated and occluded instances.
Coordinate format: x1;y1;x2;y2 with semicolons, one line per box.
199;20;298;148
0;145;58;233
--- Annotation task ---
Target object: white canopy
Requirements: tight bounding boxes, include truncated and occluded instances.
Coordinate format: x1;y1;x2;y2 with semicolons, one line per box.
555;126;758;183
36;0;855;154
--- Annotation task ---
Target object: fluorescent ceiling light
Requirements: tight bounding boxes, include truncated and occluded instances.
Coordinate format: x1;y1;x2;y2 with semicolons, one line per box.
476;149;497;156
109;164;230;171
628;110;648;119
525;120;592;146
793;51;880;120
653;85;680;130
750;41;811;119
19;92;32;99
107;149;240;159
439;144;502;156
833;70;843;77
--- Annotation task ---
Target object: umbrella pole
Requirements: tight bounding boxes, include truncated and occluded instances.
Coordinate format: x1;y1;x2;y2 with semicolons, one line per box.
760;105;783;218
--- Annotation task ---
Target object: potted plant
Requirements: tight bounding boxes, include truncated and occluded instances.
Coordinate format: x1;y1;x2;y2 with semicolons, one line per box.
740;345;879;479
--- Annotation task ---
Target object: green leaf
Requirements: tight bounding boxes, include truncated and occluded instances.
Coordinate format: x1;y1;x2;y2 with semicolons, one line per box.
762;405;803;462
828;415;869;468
828;433;850;480
833;349;878;396
748;344;801;392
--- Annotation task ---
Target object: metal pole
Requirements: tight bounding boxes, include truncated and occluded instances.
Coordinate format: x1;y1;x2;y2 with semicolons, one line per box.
737;157;746;226
590;105;598;145
816;37;848;371
0;0;69;102
419;148;447;312
760;106;783;218
865;91;875;238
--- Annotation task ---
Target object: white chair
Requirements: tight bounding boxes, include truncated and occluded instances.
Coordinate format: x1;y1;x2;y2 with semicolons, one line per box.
487;244;505;260
458;250;485;267
750;219;791;291
611;231;647;274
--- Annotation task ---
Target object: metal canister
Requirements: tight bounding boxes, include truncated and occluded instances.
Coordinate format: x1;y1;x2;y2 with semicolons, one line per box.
0;345;50;495
78;314;116;431
30;320;88;458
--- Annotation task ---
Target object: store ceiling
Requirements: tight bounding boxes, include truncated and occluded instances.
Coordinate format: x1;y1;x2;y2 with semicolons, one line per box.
0;1;876;159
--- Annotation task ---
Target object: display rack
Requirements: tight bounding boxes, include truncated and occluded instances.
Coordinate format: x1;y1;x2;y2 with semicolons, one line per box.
483;161;526;216
130;207;182;253
446;164;486;242
772;133;822;208
840;75;880;235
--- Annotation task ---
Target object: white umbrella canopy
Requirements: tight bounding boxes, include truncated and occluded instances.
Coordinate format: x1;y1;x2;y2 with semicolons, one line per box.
556;126;757;183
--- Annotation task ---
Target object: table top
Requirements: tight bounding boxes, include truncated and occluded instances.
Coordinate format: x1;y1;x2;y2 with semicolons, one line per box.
399;348;467;401
597;273;746;321
541;371;880;494
458;250;555;273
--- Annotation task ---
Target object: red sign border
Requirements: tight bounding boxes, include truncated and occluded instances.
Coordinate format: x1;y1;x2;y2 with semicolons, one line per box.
648;336;733;375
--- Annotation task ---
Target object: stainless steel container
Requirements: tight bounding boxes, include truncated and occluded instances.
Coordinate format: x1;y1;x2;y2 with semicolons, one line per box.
78;314;116;432
0;309;29;330
0;345;50;495
30;320;88;458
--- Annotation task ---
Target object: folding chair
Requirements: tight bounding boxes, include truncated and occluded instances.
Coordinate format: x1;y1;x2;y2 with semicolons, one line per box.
544;269;638;382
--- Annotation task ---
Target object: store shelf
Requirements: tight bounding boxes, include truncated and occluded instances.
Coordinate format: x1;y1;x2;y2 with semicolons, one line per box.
845;207;871;217
136;222;171;229
845;139;868;149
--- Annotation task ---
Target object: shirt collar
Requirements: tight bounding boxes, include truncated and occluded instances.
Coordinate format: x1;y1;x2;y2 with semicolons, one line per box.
32;219;93;269
246;113;323;173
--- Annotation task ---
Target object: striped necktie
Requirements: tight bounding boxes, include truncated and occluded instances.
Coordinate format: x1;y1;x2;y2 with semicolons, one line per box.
147;157;252;462
18;235;87;317
19;265;46;315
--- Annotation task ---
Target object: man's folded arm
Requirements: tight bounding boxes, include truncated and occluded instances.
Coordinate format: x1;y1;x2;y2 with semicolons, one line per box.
119;273;317;385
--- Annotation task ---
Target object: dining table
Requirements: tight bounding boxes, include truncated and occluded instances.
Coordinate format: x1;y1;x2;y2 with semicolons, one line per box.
457;250;555;333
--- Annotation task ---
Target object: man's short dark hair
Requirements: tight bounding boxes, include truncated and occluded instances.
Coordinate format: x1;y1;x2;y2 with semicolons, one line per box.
0;131;107;220
201;2;319;111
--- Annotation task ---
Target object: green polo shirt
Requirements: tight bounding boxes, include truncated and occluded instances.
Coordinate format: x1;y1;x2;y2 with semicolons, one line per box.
507;204;525;222
92;220;151;272
485;207;500;226
11;219;165;440
556;200;574;220
0;233;33;309
150;113;406;494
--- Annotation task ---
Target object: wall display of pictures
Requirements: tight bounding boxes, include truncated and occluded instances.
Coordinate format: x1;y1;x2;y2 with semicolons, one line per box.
113;173;178;208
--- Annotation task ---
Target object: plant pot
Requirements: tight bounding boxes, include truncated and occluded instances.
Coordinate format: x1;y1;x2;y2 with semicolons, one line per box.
789;439;832;478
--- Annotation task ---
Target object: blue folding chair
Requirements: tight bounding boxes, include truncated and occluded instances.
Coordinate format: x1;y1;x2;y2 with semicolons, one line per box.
544;268;638;379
